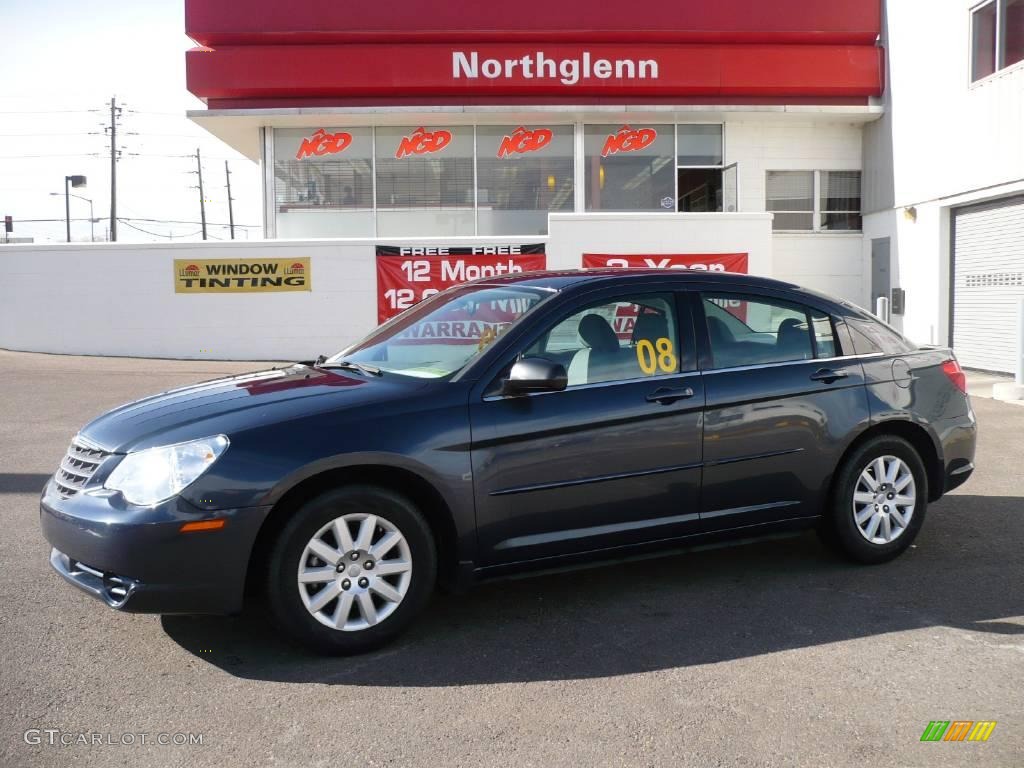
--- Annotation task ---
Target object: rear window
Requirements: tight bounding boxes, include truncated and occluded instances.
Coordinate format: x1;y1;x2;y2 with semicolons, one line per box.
846;317;916;356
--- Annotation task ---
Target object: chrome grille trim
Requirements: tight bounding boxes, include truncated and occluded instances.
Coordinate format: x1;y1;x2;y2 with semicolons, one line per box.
54;436;112;498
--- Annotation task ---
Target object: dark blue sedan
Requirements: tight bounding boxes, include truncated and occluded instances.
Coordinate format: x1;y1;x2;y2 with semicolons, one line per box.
40;270;977;653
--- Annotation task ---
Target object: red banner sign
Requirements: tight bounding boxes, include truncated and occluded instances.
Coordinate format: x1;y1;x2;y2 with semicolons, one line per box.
584;252;749;333
376;244;546;324
582;252;748;273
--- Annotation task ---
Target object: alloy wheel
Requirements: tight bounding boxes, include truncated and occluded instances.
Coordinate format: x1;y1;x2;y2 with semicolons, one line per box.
296;513;413;631
852;455;916;545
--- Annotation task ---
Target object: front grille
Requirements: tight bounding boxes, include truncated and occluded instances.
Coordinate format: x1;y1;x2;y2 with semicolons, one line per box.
54;436;111;498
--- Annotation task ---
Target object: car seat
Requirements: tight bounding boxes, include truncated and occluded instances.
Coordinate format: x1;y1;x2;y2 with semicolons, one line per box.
567;314;622;385
776;317;810;360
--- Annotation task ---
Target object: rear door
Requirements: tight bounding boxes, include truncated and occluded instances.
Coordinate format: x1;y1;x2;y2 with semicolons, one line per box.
694;289;870;528
469;288;705;565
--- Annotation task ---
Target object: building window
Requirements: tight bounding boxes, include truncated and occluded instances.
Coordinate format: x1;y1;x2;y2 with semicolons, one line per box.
584;124;675;212
677;124;723;166
972;0;1024;82
677;125;728;212
820;171;862;230
766;171;814;230
766;170;861;232
375;126;475;237
476;125;574;235
273;127;375;238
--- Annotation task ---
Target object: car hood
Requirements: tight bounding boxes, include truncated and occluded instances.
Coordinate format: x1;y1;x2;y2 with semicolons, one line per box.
78;364;420;452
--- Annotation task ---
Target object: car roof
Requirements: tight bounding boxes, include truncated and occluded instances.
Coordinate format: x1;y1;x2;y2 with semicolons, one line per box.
470;268;860;316
474;268;801;293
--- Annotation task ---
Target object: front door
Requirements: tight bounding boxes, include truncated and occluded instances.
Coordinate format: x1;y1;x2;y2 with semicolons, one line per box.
695;290;869;529
470;290;704;566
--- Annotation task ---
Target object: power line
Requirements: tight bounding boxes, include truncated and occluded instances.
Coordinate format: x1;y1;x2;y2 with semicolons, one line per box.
8;216;257;227
0;153;101;159
123;216;257;227
117;219;204;239
0;109;100;115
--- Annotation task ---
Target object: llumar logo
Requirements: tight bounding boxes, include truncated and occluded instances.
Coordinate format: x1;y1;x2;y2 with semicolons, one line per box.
395;127;452;159
497;126;553;158
602;125;657;157
295;129;353;160
920;721;997;742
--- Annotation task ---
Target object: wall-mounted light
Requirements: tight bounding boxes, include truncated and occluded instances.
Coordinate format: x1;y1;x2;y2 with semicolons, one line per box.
903;206;917;222
547;174;556;190
599;165;605;189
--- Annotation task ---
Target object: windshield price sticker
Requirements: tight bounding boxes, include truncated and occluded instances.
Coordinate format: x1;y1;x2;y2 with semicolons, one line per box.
376;244;546;324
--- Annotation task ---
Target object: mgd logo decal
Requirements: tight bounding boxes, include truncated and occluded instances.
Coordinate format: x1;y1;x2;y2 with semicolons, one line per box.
295;129;353;160
601;125;657;157
497;126;553;158
396;127;452;159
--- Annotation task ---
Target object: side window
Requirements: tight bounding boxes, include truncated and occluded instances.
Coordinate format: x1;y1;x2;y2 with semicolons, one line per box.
526;293;682;386
810;311;837;358
701;293;837;369
846;316;916;355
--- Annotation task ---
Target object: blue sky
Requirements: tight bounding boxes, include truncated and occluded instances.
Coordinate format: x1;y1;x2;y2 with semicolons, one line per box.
0;0;260;243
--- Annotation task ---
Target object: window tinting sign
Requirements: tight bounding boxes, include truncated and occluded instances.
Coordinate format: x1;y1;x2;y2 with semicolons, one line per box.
174;258;311;293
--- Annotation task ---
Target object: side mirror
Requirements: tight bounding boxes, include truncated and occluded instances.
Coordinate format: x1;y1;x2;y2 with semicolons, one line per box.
502;357;568;396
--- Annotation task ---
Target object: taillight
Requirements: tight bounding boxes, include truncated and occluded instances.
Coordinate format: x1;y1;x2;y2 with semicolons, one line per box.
942;359;967;393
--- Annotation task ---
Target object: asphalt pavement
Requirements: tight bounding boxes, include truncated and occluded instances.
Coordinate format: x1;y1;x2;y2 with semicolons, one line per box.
1;349;1021;767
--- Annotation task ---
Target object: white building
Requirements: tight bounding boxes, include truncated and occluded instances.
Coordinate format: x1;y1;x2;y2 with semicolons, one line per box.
863;0;1024;373
2;0;1021;367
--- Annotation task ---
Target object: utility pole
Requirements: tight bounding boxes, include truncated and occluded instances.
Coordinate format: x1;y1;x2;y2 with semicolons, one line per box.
224;160;235;239
105;97;121;241
196;148;208;240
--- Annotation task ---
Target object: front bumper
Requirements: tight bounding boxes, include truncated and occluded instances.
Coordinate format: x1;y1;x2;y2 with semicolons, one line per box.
40;477;272;614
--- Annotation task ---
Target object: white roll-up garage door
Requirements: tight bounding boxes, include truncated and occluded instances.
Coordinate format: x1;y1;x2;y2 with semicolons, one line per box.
952;196;1024;373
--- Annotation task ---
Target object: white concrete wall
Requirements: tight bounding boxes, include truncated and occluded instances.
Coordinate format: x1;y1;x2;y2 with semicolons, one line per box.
726;119;866;305
862;0;1024;347
0;213;775;360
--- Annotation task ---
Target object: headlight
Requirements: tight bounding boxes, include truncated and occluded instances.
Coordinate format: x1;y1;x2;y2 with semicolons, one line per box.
104;435;229;506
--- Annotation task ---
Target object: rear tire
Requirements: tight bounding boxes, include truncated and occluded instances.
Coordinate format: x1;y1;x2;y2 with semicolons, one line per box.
825;435;928;564
266;485;436;655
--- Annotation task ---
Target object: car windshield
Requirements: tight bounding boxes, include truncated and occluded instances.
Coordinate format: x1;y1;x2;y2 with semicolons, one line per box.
330;284;555;378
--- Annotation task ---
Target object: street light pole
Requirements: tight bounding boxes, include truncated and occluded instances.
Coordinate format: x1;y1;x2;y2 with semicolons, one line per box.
51;190;94;242
64;177;71;242
63;175;87;243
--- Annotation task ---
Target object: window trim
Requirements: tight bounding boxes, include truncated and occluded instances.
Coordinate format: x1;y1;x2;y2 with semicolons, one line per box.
766;169;862;233
970;0;1024;85
482;287;696;398
970;0;999;83
694;290;839;372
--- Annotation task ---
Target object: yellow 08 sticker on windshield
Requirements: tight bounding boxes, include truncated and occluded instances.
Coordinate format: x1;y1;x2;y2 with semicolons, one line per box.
636;337;677;375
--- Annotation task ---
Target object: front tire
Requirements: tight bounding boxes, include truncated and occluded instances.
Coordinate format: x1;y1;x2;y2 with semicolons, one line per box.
825;435;928;564
266;485;436;654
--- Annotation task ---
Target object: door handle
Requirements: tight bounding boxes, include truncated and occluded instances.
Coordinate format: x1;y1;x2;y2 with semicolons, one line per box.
645;386;695;404
809;368;849;384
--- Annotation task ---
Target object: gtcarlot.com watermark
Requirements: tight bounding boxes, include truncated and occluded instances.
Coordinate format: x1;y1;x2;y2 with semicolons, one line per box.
24;729;203;747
